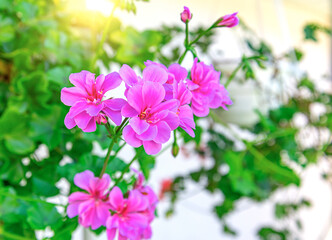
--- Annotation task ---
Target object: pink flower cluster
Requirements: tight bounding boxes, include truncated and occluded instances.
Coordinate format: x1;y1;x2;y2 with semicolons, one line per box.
67;170;157;240
61;59;232;155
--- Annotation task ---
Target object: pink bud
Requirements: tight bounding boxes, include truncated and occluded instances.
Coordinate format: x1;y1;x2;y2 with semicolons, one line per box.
216;12;239;28
180;6;192;23
95;113;108;125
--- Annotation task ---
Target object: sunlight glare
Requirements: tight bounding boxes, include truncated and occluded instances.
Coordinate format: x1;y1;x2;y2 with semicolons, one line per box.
85;0;114;16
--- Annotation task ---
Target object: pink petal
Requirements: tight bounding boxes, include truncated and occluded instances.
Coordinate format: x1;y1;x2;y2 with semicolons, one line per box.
154;121;171;144
143;140;162;155
102;108;122;126
86;103;103;117
69;71;94;91
121;103;138;118
61;87;87;106
68;192;91;203
74;170;94;192
123;125;142;148
103;98;127;111
129;117;149;135
137;125;158;141
67;203;80;218
64;113;76;129
127;84;144;113
142;82;165;108
66;101;88;118
126;213;149;228
102;72;123;92
96;204;111;226
168;63;188;82
109;187;124;210
75;112;93;130
82;117;97;132
106;228;117;240
119;64;138;87
162;112;180;130
143;65;168;84
126;190;149;212
150;99;179;115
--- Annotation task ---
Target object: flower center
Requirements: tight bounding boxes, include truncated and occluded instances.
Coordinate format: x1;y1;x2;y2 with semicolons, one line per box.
86;83;104;104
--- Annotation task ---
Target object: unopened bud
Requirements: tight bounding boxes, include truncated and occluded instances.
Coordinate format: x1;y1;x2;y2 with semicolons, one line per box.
172;143;179;157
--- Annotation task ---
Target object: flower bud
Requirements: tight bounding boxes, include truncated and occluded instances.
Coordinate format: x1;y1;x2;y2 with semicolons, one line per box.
95;113;108;125
172;142;179;157
180;6;192;23
216;12;239;28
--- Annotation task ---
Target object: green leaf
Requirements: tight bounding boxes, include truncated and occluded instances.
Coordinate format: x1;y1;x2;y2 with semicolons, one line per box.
4;136;35;154
47;66;72;86
32;177;59;197
27;202;62;230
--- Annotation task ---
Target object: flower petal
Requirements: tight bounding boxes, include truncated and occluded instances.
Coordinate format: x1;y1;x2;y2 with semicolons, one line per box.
127;84;144;113
121;103;138;118
142;82;165;108
83;117;97;132
137;125;158;141
109;187;124;210
143;140;162;155
61;87;87;106
74;170;95;192
129;117;149;135
143;65;168;84
119;64;138;87
64;113;76;129
123;125;142;148
154;121;171;144
102;72;123;92
69;71;94;91
168;63;188;82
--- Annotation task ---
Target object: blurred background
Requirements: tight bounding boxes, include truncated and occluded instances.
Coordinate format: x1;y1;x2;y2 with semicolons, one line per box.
0;0;331;240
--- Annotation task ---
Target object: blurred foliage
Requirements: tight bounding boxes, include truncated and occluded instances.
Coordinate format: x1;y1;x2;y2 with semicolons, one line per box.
0;0;331;239
163;21;332;240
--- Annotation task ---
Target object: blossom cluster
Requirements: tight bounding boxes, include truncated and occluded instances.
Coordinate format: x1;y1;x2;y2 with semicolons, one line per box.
61;59;232;155
67;170;158;240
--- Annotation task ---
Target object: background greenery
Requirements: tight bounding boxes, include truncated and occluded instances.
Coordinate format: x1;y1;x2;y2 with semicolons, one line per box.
0;0;331;239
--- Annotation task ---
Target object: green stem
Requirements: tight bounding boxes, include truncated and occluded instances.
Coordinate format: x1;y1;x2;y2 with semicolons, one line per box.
99;118;129;178
189;25;214;46
99;138;116;178
178;49;188;64
105;122;113;137
111;153;138;190
89;2;118;71
225;62;242;87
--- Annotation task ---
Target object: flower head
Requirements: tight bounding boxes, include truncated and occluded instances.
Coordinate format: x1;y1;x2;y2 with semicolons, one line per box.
61;71;126;132
67;170;111;230
106;187;151;240
189;58;232;117
216;12;239;28
121;65;180;155
180;6;192;23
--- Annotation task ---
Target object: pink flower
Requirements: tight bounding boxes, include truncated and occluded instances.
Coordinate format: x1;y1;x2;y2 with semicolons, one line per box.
216;12;239;28
106;187;150;240
61;71;126;132
122;79;180;155
132;169;158;239
189;58;232;117
145;62;196;137
180;6;192;23
67;170;111;230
